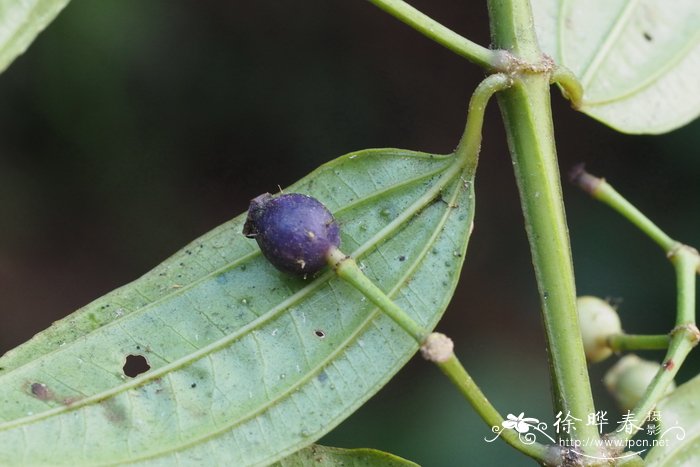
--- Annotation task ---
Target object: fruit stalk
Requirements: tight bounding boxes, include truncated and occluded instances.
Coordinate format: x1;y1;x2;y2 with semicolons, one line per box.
606;334;670;352
326;247;557;464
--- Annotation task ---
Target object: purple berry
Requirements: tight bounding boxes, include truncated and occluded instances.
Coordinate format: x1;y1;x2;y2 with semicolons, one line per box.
243;193;341;276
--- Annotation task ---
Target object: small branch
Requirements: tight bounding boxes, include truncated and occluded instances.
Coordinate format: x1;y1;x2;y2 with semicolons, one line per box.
328;248;427;342
607;334;670;352
572;169;700;444
569;165;676;253
366;0;496;69
609;253;699;444
436;353;561;465
609;327;697;445
326;248;558;463
455;73;512;174
550;66;583;110
671;250;700;325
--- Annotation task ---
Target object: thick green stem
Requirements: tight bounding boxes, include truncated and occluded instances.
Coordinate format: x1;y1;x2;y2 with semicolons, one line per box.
365;0;496;68
487;0;601;454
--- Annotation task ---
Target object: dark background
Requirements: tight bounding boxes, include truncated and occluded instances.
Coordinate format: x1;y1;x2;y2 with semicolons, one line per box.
0;1;698;465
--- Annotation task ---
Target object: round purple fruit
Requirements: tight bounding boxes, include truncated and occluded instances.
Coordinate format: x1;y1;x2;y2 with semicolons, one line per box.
243;193;341;276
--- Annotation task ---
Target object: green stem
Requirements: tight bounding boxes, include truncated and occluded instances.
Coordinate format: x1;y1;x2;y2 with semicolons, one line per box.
325;72;510;339
673;250;699;325
328;248;427;342
570;167;676;253
437;355;561;464
610;249;699;443
487;0;601;454
326;248;558;463
612;232;700;440
610;338;693;445
572;168;700;443
455;73;512;174
608;328;699;446
550;66;583;109
344;73;509;268
365;0;496;69
607;334;670;352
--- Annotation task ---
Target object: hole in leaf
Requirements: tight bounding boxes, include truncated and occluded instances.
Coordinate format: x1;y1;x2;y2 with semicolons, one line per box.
314;330;326;339
123;354;150;377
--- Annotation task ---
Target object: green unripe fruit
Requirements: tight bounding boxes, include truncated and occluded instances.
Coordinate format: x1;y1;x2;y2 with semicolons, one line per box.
604;354;675;412
577;296;622;363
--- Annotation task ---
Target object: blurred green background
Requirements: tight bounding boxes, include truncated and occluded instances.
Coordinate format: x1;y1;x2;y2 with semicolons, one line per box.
0;1;698;465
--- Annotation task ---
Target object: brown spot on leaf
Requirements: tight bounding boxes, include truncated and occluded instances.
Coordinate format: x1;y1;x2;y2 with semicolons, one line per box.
101;399;127;425
61;396;82;406
30;382;52;401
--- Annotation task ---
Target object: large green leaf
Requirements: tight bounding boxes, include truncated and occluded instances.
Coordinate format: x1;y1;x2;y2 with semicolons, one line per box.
275;444;419;467
0;148;474;465
531;0;700;134
645;372;700;466
0;0;70;74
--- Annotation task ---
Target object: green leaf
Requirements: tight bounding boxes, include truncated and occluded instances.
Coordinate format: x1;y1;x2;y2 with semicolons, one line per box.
0;148;474;465
531;0;700;134
275;444;419;467
0;0;70;74
645;372;700;465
